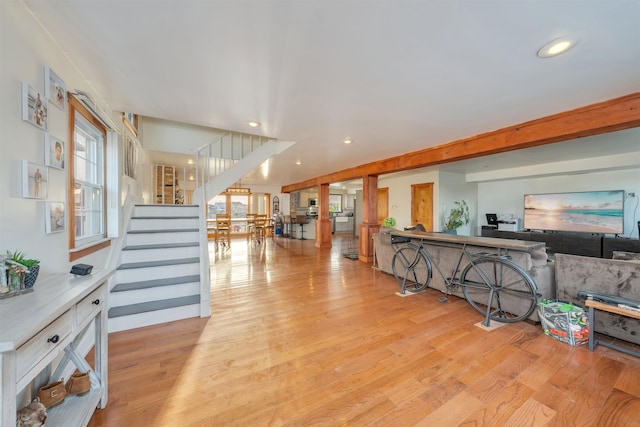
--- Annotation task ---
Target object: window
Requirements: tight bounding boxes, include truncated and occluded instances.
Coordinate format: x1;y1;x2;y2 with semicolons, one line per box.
68;97;110;260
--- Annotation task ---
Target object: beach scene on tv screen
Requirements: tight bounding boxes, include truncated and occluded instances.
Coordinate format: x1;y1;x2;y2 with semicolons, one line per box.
524;191;624;234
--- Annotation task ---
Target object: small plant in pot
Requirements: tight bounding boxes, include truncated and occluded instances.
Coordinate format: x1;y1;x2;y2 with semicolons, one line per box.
443;200;470;234
383;217;396;228
6;250;40;289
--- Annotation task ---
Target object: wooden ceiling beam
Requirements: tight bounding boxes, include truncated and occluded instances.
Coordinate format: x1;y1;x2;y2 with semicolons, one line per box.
282;92;640;193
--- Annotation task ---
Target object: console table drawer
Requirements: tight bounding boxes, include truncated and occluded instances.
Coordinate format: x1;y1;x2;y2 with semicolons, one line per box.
16;309;73;381
77;285;106;326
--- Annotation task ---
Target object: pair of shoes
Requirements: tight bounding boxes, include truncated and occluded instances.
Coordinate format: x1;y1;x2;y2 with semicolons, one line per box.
37;379;66;408
65;372;91;396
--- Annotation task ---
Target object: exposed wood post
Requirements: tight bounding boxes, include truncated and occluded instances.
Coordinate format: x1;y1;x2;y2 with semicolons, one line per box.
359;175;380;262
315;182;332;248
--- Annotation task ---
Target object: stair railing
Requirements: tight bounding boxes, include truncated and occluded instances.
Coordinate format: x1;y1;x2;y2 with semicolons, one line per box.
192;132;280;318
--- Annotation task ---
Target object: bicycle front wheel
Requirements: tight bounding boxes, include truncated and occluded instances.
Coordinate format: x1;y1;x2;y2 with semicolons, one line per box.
460;257;537;323
391;245;432;293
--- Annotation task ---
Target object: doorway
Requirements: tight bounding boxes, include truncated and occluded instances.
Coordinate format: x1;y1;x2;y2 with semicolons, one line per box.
411;183;433;231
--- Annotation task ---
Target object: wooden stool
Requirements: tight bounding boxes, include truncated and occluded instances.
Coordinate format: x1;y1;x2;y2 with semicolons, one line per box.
585;298;640;358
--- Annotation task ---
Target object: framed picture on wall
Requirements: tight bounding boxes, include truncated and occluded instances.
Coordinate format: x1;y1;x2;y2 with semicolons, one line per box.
22;161;48;199
21;82;48;131
44;66;66;110
45;134;65;169
45;201;66;233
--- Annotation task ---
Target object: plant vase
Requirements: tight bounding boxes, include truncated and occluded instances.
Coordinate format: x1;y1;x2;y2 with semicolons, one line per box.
24;264;40;288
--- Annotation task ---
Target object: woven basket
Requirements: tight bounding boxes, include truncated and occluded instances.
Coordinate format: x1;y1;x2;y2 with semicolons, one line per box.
24;264;39;288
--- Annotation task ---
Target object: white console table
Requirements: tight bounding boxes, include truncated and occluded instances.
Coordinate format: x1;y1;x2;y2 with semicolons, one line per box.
0;269;113;426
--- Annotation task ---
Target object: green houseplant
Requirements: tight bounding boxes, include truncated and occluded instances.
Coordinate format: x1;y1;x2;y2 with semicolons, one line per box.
383;217;396;228
443;200;470;232
5;250;40;289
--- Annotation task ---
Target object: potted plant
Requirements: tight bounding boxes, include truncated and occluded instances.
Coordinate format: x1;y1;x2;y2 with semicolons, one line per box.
443;200;470;233
6;250;40;289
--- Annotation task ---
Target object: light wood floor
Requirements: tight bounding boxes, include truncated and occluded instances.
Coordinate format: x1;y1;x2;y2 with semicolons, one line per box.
89;237;640;426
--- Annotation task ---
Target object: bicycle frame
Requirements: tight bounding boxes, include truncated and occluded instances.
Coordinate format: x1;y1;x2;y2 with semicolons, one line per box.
392;236;537;326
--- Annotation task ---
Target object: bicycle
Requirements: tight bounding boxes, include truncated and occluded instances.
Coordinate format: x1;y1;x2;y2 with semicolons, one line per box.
389;232;539;326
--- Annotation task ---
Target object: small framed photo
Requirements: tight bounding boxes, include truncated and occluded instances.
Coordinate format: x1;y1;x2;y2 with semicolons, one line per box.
45;134;65;169
22;161;48;199
45;66;66;110
22;82;48;131
45;201;66;233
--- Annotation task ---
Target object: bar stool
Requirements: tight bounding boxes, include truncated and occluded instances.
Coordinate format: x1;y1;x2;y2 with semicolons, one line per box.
296;215;308;240
284;215;294;239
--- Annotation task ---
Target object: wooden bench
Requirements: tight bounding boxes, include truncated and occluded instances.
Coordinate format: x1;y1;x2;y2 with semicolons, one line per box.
585;299;640;357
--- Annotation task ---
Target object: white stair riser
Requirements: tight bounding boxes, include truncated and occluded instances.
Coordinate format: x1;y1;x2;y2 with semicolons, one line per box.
121;246;200;264
129;218;199;231
110;282;201;307
116;263;200;283
134;205;199;217
125;231;200;246
108;304;201;333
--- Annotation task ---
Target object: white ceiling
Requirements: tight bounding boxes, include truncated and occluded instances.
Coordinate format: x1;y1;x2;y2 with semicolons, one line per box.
23;0;640;188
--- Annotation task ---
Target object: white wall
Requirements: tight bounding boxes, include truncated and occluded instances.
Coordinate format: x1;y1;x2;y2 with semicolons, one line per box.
477;168;640;239
378;169;477;234
0;2;140;279
378;169;441;230
438;171;478;236
377;163;639;239
141;117;226;153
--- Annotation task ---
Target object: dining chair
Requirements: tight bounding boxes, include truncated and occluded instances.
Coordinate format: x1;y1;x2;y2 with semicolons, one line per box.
252;215;268;244
216;214;231;247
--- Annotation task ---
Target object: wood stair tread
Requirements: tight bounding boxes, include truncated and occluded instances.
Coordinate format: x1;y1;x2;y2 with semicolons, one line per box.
108;295;201;318
131;216;199;219
123;242;199;251
127;228;199;234
117;257;199;270
112;275;201;292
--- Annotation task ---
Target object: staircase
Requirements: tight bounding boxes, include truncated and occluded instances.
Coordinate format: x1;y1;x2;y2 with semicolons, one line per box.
108;204;203;333
106;136;297;332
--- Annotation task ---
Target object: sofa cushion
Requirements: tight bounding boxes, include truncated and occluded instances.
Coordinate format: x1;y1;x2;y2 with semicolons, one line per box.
555;253;640;344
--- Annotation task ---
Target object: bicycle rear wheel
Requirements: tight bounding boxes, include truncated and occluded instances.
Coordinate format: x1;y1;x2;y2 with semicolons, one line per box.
391;244;432;293
460;257;537;323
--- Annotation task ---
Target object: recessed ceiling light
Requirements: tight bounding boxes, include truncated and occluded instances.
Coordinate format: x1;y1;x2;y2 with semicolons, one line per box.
344;138;353;144
296;161;301;165
248;121;261;128
537;36;579;58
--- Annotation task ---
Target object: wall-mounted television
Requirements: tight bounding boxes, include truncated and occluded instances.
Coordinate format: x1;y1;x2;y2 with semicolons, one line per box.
524;190;624;234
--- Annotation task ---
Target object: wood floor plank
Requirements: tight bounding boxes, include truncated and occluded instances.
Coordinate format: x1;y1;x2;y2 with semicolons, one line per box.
88;238;640;426
503;397;556;426
593;388;640;426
